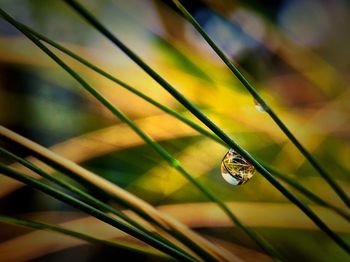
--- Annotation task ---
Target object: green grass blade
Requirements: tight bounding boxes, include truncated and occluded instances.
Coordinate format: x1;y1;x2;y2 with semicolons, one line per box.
59;0;350;254
264;164;350;221
0;9;281;261
171;0;350;208
0;147;192;256
0;163;196;262
0;215;170;259
0;147;136;225
0;126;225;262
16;21;221;147
0;13;224;262
173;164;284;260
15;22;348;223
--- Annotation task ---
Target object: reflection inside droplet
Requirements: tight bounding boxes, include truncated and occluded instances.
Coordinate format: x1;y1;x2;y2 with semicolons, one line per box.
221;149;254;185
254;99;265;112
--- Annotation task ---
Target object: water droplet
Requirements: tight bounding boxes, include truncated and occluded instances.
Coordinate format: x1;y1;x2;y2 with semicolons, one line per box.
254;99;265;112
221;149;254;185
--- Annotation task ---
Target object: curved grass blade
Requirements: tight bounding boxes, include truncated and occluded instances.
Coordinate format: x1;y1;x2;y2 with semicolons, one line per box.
0;147;145;229
2;24;235;262
60;0;350;254
0;163;196;262
171;0;350;208
0;10;277;261
0;215;169;259
0;211;277;262
0;147;194;257
15;22;349;222
0;125;234;262
0;114;199;198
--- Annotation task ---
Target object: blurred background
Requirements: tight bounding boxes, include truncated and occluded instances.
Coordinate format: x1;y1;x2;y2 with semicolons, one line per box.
0;0;349;261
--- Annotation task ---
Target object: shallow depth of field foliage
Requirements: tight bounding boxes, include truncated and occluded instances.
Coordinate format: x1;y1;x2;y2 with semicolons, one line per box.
0;0;349;261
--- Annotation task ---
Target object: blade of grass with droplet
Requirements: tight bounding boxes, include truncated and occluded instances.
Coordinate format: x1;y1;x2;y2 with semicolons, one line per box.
60;0;350;254
0;10;278;261
0;215;169;259
171;0;350;208
17;22;349;222
19;16;344;220
2;111;346;224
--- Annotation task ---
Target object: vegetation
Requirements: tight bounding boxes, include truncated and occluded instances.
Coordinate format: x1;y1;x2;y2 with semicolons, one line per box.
0;0;349;261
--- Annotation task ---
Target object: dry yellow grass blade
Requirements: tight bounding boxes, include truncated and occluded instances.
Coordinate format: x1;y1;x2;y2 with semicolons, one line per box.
0;125;240;262
0;114;200;198
0;108;260;199
2;108;348;205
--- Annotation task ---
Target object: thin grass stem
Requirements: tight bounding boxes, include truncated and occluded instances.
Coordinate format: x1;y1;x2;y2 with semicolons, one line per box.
264;164;350;221
1;9;279;261
61;0;350;254
0;215;170;259
0;164;196;262
171;0;350;208
16;22;349;222
17;22;221;147
0;125;233;262
0;147;194;256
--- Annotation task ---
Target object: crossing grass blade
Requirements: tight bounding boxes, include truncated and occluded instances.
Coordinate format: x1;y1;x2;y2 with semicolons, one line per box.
0;163;197;262
0;215;170;259
60;0;350;254
15;21;349;223
0;124;236;262
171;0;350;208
0;9;280;261
263;164;350;221
0;146;196;257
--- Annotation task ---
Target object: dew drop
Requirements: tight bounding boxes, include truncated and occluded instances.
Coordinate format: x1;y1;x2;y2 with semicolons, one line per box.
221;149;254;185
254;99;266;112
